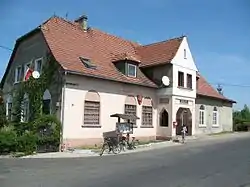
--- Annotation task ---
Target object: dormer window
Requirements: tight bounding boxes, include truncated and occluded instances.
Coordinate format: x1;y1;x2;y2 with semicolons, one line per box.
127;64;137;77
79;57;96;69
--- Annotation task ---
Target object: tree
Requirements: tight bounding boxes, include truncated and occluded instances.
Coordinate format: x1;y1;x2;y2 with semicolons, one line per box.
233;105;250;131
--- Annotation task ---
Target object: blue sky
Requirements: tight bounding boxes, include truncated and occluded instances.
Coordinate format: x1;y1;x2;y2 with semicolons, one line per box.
0;0;249;109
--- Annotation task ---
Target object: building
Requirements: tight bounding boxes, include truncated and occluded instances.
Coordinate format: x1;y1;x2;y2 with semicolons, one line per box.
0;15;236;147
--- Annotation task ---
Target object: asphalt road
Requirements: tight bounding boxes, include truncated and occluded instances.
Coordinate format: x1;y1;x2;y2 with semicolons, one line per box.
1;135;250;187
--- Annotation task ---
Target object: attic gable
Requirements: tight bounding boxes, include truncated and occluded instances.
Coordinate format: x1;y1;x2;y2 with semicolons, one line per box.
170;36;198;71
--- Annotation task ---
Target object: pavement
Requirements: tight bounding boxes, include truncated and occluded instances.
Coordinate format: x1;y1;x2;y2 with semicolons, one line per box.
0;132;250;187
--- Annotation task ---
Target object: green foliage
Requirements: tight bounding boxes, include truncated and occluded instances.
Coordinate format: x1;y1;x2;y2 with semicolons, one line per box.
16;131;37;154
0;54;61;155
0;126;17;154
233;105;250;131
33;115;61;152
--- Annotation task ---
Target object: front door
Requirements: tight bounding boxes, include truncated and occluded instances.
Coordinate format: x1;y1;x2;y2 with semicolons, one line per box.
176;108;192;136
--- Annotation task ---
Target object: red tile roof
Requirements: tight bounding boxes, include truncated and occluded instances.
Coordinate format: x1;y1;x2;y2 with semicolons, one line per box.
197;75;235;102
1;16;234;103
41;17;156;88
136;37;184;67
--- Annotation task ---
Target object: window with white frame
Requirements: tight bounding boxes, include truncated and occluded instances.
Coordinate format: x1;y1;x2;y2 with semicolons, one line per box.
199;105;205;125
7;103;12;121
15;66;22;83
6;95;13;121
141;97;153;127
212;107;218;125
184;49;187;59
127;64;137;77
35;58;43;73
21;94;29;122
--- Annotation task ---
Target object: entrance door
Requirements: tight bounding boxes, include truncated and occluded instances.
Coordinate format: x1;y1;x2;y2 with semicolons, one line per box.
176;108;192;136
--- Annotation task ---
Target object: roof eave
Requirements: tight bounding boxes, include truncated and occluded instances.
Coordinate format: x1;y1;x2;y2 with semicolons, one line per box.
197;94;236;104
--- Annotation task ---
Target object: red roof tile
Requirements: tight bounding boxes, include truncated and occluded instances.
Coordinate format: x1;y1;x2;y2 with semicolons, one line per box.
136;37;183;67
197;75;235;102
39;16;233;102
42;17;156;87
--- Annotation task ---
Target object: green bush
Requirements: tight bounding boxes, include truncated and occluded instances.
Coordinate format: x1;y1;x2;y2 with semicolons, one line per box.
234;123;249;131
33;115;61;152
0;126;17;154
16;131;37;154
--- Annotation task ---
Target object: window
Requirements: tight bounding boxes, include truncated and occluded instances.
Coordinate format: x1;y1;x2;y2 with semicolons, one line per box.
15;66;22;83
83;91;100;127
142;106;153;127
79;57;97;69
125;104;137;127
212;107;218;125
22;100;29;122
127;64;136;77
43;89;51;115
187;74;192;89
160;109;169;127
184;49;187;59
178;71;184;87
84;101;100;126
42;99;51;115
35;58;43;73
7;103;12;121
199;105;205;126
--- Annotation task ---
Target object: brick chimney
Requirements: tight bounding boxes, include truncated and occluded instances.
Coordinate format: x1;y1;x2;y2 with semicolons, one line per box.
75;14;88;32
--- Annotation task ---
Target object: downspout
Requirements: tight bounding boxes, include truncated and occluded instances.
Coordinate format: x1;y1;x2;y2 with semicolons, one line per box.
60;70;67;152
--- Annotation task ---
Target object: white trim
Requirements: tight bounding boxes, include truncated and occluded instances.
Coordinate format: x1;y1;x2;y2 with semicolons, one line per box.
14;66;22;84
127;64;137;77
34;57;43;73
198;105;206;127
212;110;219;127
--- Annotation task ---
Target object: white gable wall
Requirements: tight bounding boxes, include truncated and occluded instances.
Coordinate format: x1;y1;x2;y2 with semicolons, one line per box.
171;37;197;99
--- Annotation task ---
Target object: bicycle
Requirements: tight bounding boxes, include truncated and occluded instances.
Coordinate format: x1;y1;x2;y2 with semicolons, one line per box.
99;137;121;156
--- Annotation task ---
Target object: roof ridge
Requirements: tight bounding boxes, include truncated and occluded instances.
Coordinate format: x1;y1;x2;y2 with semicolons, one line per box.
139;35;185;48
45;16;140;48
91;28;140;47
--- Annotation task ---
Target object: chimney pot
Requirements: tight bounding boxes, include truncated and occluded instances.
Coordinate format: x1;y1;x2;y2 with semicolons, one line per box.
75;14;88;31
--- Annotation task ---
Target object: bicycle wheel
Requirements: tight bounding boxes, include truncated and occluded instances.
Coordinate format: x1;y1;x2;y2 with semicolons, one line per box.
112;144;122;154
99;143;109;156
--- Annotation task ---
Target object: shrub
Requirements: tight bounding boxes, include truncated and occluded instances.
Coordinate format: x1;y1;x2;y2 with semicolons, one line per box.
33;115;61;152
16;131;37;154
0;126;17;154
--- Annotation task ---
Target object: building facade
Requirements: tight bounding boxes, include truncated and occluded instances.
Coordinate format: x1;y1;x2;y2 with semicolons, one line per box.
1;15;235;147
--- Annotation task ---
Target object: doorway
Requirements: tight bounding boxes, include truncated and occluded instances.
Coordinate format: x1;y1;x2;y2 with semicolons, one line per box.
176;108;192;136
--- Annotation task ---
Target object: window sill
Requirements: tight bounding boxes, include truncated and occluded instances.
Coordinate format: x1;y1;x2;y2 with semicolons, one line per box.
159;126;169;128
132;126;138;128
81;125;101;128
177;86;193;91
212;125;220;128
140;125;154;128
198;124;207;128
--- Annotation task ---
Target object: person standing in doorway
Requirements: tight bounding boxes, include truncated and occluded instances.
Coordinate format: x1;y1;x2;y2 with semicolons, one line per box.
181;124;187;144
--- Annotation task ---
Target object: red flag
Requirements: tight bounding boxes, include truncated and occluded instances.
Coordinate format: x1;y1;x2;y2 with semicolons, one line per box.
24;67;33;81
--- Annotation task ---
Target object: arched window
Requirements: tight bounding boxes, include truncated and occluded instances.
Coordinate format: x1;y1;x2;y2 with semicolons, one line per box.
43;89;51;115
212;107;218;125
141;97;153;127
21;93;29;122
160;109;169;127
6;95;13;121
199;105;205;125
84;90;100;127
124;95;137;127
